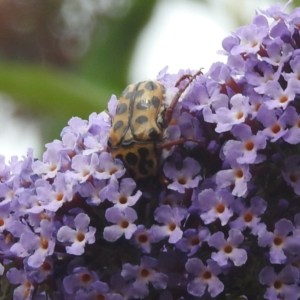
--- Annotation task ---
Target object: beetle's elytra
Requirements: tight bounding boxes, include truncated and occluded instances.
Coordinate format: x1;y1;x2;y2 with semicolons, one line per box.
108;71;202;180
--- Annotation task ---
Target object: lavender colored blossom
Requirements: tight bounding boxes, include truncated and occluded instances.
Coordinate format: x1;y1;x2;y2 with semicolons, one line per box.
223;124;267;164
230;18;269;55
63;267;99;296
100;175;142;209
260;78;300;110
185;258;224;297
258;218;300;264
103;207;137;242
259;265;300;300
132;225;155;254
77;179;107;205
195;188;234;225
208;229;247;266
215;159;251;197
151;205;187;243
256;105;288;142
203;94;250;133
163;157;201;193
176;227;210;256
121;256;168;298
230;197;267;235
57;213;96;255
6;268;34;300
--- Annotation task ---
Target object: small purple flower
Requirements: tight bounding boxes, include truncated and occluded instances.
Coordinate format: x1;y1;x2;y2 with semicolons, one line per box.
258;78;300;110
100;175;142;209
163;157;201;193
195;188;234;226
77;179;107;206
245;61;281;95
223;124;267;164
32;148;65;179
216;159;251;197
151;205;187;244
24;257;53;283
0;177;24;207
57;213;96;255
258;218;300;264
63;267;99;295
6;268;34;300
176;227;210;256
261;38;292;68
230;197;267;235
121;256;168;299
259;265;300;300
132;225;155;254
185;258;224;297
103;207;137;242
230;17;269;55
23;219;55;268
259;0;292;19
27;173;74;213
203;94;250;133
208;229;247;266
70;153;100;183
256;105;288;142
183;79;228;112
94;152;125;180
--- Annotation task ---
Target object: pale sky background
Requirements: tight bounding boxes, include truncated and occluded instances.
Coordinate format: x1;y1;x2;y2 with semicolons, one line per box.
0;0;276;160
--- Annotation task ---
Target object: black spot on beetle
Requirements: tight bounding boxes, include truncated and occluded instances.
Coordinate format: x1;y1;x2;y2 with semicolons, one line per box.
125;90;144;101
136;99;151;110
148;128;160;139
135;115;148;124
144;81;157;91
138;147;149;158
113;120;124;132
116;103;127;115
151;96;160;108
126;152;138;166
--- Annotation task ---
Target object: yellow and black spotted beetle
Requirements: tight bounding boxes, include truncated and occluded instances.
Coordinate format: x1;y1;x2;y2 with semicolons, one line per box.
108;70;202;181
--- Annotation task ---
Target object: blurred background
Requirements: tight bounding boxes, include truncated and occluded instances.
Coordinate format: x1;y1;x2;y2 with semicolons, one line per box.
0;0;295;160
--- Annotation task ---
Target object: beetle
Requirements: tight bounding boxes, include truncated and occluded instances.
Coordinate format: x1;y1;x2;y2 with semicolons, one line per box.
107;70;202;181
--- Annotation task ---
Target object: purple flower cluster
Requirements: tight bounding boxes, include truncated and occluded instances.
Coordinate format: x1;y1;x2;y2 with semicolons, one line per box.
2;1;300;299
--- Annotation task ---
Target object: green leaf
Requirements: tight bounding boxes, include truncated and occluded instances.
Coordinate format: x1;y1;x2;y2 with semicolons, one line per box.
0;61;112;119
0;61;114;150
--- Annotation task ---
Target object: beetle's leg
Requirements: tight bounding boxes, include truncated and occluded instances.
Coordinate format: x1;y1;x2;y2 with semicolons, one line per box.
164;69;203;125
